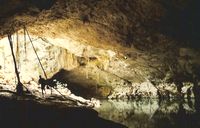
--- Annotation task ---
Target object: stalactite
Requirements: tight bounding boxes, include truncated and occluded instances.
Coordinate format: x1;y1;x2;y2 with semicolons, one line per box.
67;51;70;69
66;51;77;69
8;34;23;95
2;48;5;73
72;53;78;67
58;48;79;70
58;49;65;68
97;72;100;85
24;26;27;60
83;47;89;79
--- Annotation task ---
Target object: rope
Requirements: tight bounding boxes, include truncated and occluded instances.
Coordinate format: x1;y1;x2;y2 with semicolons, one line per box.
8;34;21;83
51;87;67;99
8;34;32;94
23;26;68;99
24;26;48;79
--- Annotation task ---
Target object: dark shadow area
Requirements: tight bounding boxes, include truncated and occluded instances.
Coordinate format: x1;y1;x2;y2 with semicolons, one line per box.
29;0;55;10
0;96;127;128
51;69;96;99
0;0;55;18
159;0;200;48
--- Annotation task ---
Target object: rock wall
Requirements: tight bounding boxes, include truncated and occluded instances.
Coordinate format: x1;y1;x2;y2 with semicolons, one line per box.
0;33;74;85
0;0;199;99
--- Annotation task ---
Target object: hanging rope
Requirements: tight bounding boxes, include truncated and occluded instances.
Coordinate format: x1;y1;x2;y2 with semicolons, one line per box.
23;26;67;99
23;26;27;59
8;34;31;93
24;26;48;79
8;34;21;83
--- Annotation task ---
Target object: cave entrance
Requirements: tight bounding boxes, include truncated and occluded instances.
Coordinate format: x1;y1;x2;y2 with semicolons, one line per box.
5;26;49;95
0;26;62;96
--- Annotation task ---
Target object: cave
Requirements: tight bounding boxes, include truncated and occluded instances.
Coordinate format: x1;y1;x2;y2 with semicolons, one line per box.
0;0;200;128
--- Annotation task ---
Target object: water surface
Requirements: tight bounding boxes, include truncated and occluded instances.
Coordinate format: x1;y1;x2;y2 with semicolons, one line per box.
95;99;200;128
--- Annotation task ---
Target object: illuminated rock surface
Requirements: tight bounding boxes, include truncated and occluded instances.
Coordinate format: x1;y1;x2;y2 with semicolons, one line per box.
0;0;200;99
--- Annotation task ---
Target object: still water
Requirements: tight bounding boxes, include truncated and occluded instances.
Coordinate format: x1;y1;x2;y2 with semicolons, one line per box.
95;99;200;128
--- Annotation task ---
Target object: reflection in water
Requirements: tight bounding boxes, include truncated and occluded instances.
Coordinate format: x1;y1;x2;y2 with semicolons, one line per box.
95;99;200;128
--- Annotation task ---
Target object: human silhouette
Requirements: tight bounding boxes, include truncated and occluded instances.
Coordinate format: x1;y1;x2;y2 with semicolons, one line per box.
38;75;46;96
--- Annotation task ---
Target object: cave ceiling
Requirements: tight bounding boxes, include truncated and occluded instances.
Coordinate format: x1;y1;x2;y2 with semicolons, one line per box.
1;0;200;48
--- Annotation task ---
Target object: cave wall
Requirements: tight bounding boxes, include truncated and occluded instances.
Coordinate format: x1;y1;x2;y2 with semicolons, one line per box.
0;33;73;85
0;0;200;98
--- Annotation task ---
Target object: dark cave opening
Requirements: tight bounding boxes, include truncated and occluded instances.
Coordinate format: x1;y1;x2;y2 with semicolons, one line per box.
29;0;56;10
159;0;200;48
0;0;55;19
